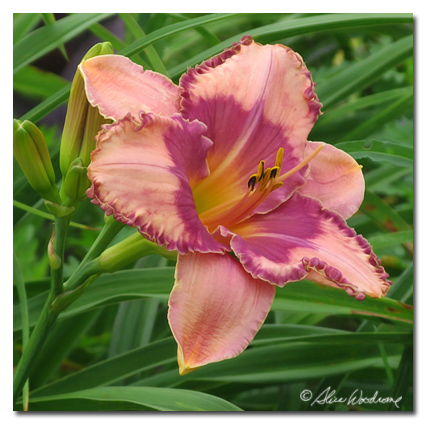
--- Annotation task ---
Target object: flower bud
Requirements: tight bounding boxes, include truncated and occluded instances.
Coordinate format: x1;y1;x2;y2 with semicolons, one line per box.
13;119;60;203
59;42;114;177
99;232;177;273
60;157;90;206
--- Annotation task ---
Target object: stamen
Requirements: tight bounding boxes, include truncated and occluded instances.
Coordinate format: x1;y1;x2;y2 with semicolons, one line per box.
275;148;284;170
259;169;272;191
257;160;265;182
200;145;323;231
248;160;265;190
269;166;279;180
276;144;324;184
247;175;257;191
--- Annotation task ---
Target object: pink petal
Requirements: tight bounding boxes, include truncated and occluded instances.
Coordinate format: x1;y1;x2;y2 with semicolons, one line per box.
223;193;391;299
87;113;224;254
181;36;322;217
80;55;180;120
298;142;365;219
168;252;275;374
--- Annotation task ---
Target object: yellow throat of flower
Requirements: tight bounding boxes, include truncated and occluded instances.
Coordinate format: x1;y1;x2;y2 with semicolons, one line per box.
198;144;324;231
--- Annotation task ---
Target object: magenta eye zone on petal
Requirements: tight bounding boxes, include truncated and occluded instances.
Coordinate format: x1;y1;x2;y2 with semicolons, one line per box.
80;35;391;375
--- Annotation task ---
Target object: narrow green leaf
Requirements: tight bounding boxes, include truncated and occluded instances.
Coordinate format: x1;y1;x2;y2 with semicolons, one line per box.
15;268;412;332
317;35;413;108
14;268;172;332
19;84;71;123
365;164;412;191
31;337;177;396
368;230;413;251
13;277;50;300
14;252;30;344
32;325;411;398
314;87;413;130
88;23;152;70
19;13;240;123
387;263;413;303
120;13;240;57
136;343;401;387
377;342;394;385
344;90;413;141
108;298;160;358
14;252;30;410
334;140;413;167
14;66;68;101
388;345;413;410
168;14;413;78
28;386;242;411
13;200;100;231
19;14;413;124
40;13;68;60
87;22;124;48
13;13;41;44
14;13;113;73
119;13;169;76
29;310;101;388
166;13;221;45
272;281;412;326
252;324;412;347
362;190;412;232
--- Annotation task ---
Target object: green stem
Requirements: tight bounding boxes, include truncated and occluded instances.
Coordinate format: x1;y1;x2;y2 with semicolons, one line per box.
54;273;101;313
62;258;103;293
58;216;125;293
13;259;103;404
13;290;58;404
13;252;30;410
13;220;155;405
62;216;124;292
81;216;125;266
14;215;70;405
50;216;69;296
13;199;100;231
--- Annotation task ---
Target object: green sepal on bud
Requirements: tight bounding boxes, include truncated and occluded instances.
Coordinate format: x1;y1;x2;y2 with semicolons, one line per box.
60;157;90;206
59;42;114;178
13;119;61;203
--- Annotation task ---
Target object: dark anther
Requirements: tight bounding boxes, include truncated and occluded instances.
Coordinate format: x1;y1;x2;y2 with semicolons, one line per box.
248;175;257;191
270;168;278;179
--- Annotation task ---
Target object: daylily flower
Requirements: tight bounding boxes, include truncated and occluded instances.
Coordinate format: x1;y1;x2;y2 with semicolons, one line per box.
79;35;391;375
